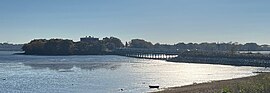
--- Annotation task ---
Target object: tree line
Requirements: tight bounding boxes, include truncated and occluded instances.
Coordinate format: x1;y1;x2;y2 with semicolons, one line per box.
22;37;124;55
126;40;270;52
22;37;270;55
0;43;23;51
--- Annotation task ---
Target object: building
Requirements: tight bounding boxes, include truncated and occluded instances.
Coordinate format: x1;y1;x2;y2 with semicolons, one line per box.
80;36;99;43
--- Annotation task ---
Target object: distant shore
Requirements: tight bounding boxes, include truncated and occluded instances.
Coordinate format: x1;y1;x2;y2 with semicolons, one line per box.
154;72;270;93
13;52;115;56
168;51;270;67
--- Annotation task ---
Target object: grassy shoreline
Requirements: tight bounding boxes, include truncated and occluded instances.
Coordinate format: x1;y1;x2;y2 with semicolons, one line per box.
153;72;270;93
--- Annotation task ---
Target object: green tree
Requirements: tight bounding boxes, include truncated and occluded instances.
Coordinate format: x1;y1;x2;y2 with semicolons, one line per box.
102;37;124;51
22;39;46;54
43;39;74;55
23;39;75;55
129;39;153;48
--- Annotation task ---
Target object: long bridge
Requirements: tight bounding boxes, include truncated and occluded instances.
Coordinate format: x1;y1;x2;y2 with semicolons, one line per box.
114;48;180;60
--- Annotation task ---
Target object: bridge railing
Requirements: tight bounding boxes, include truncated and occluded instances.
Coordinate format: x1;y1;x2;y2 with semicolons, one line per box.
113;48;180;60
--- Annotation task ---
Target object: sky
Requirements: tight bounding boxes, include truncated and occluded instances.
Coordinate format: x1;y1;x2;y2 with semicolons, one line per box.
0;0;270;44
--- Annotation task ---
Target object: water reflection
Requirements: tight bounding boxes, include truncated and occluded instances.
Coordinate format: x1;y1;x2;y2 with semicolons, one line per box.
23;62;121;71
1;51;270;93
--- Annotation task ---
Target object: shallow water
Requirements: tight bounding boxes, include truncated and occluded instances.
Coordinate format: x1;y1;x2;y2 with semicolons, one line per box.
0;51;269;93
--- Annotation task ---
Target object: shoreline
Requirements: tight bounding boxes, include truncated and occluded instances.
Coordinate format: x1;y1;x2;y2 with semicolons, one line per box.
168;51;270;68
17;51;270;68
153;72;270;93
5;51;270;92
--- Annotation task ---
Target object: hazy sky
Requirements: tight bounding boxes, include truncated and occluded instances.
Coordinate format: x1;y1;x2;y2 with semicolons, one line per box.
0;0;269;44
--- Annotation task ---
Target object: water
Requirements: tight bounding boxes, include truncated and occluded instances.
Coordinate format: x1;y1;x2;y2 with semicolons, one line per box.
239;51;270;54
0;51;269;93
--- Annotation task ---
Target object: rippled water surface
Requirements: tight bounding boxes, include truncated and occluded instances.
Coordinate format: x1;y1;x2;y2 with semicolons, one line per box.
0;51;269;93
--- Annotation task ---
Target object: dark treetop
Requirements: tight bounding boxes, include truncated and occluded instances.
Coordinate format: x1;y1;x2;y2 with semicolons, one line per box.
22;36;270;55
22;37;124;55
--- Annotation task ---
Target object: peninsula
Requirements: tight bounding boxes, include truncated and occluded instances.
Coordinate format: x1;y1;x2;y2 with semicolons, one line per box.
21;36;270;68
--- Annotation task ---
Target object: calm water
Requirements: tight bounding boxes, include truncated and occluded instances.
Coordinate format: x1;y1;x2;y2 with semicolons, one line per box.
0;51;269;93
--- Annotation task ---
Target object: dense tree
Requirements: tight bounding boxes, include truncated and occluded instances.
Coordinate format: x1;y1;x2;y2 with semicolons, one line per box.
129;39;153;48
22;37;270;55
43;39;74;55
74;42;105;55
22;37;124;55
22;39;46;54
102;37;124;51
22;39;74;55
241;43;259;51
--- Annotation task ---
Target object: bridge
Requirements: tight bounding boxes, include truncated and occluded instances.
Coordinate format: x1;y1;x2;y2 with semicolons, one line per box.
114;48;180;60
